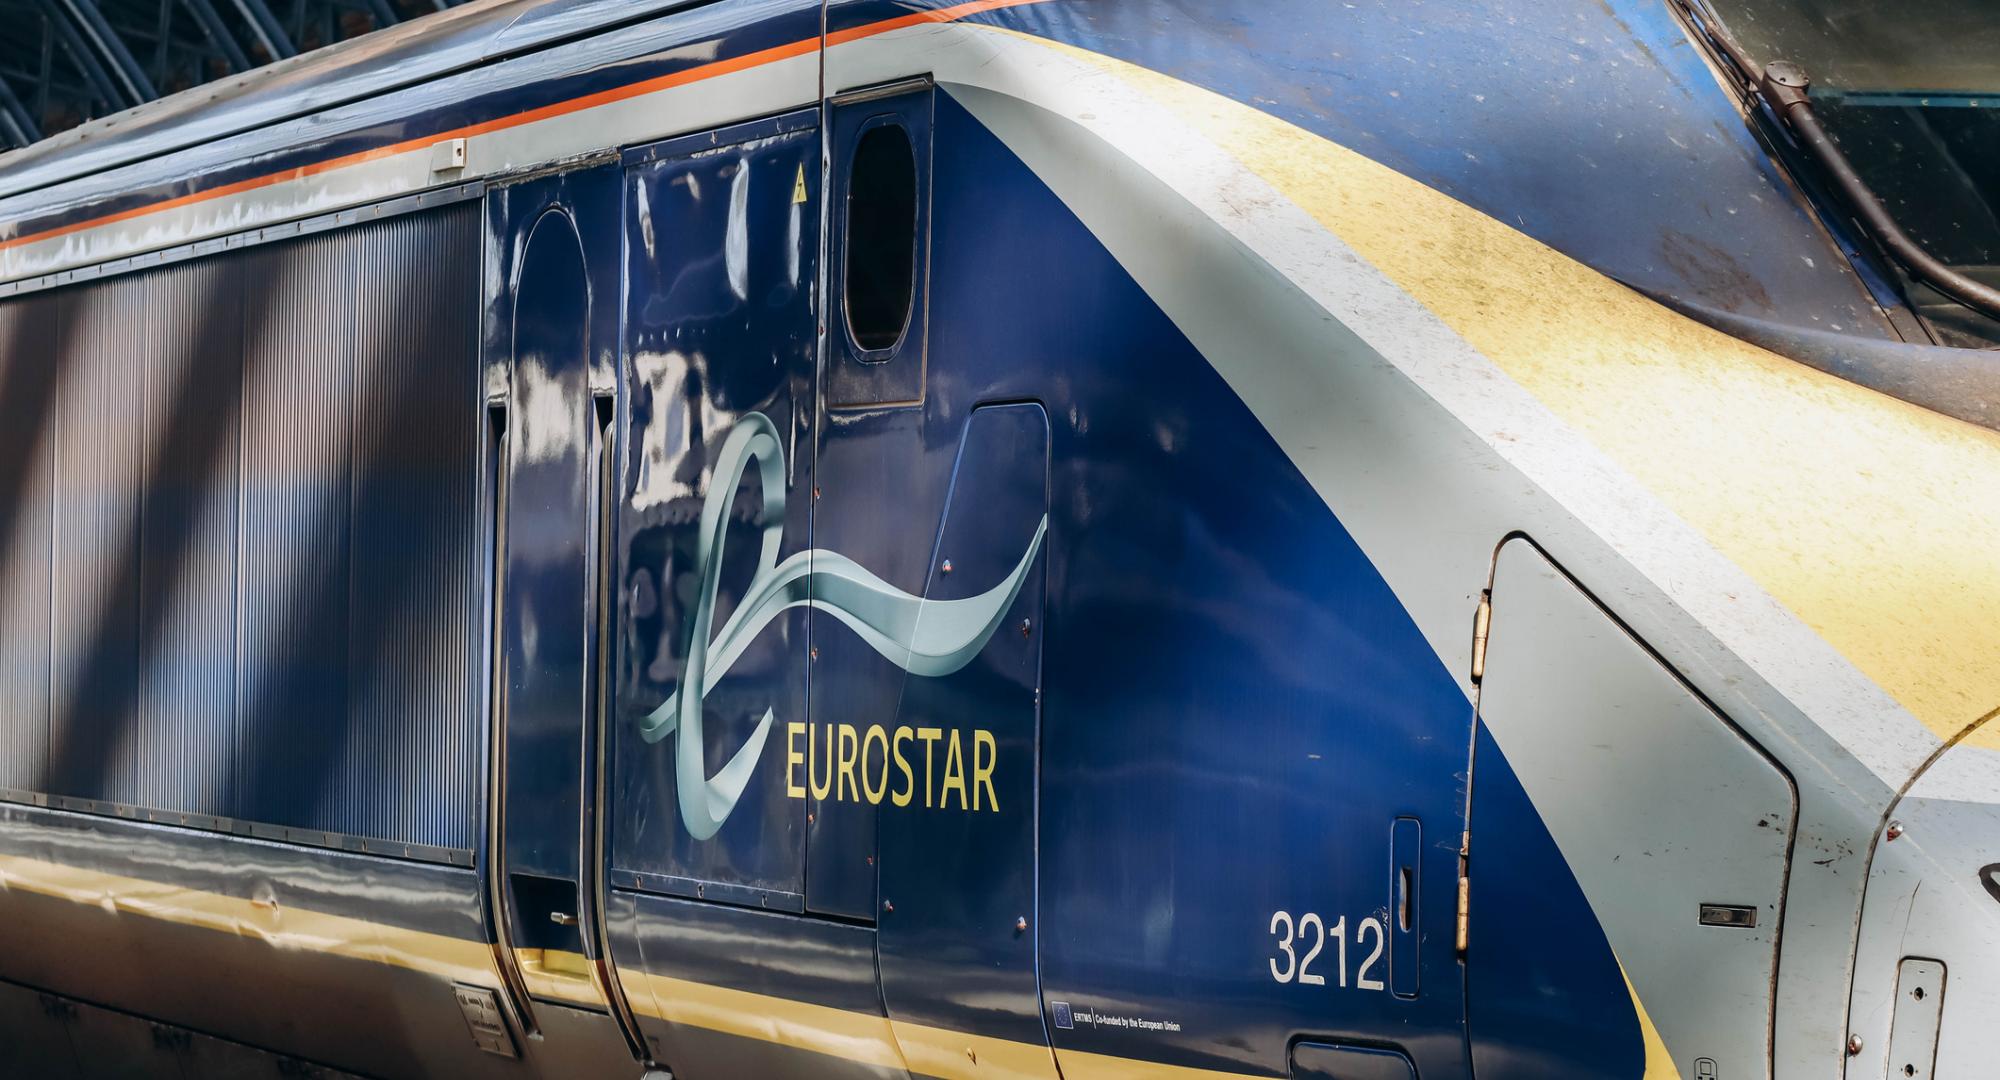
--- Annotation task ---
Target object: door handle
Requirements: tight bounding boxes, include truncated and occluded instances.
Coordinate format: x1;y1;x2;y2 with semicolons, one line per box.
582;391;653;1066
483;402;541;1040
1391;817;1421;999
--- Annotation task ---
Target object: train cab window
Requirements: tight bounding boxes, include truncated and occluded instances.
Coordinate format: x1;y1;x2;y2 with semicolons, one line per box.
843;122;918;355
826;83;932;410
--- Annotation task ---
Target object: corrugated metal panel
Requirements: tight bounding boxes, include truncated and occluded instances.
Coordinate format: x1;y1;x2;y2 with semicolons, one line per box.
47;274;147;803
5;200;483;856
0;293;54;791
134;259;243;816
341;206;482;851
232;229;355;839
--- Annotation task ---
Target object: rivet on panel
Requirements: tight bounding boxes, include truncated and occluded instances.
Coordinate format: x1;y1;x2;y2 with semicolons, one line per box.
941;559;953;575
1885;820;1904;841
1847;1034;1864;1056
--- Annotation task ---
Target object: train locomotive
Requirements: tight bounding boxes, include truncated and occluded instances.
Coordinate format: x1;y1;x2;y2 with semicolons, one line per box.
0;0;1997;1078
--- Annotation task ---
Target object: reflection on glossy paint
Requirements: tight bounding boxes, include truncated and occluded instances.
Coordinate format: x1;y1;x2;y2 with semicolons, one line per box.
638;410;1045;839
629;349;694;511
516;345;585;462
614;111;821;901
725;160;752;303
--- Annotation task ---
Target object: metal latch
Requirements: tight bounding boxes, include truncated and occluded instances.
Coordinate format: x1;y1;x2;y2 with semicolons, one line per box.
1456;832;1472;956
1886;958;1946;1080
1454;874;1470;953
1698;903;1758;929
1469;594;1491;683
1455;830;1471;955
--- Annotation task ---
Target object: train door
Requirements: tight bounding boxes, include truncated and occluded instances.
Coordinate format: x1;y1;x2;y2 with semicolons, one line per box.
606;111;901;1080
487;166;651;1069
874;403;1056;1077
1466;539;1795;1079
813;81;1061;1078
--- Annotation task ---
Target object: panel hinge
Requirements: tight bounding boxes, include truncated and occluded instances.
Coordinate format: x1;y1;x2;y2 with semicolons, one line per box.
1455;831;1471;956
1469;593;1491;684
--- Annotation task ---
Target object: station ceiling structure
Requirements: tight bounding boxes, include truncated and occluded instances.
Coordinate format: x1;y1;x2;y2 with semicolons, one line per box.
0;0;463;148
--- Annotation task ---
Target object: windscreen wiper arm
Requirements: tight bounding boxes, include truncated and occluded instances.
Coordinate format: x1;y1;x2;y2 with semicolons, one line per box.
1674;0;2000;321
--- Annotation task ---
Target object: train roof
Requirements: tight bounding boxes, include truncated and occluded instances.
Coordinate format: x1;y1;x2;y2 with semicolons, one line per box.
0;0;699;203
1;0;1994;433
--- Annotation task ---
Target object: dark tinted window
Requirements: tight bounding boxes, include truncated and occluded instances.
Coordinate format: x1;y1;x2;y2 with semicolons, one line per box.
844;123;917;353
1711;0;2000;341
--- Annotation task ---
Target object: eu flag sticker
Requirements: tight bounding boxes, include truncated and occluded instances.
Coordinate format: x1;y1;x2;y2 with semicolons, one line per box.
1051;1002;1073;1030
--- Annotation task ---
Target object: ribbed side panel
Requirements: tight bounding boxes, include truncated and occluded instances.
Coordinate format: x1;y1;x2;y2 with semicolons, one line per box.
48;276;146;802
233;229;356;838
341;208;482;850
0;295;55;791
11;200;482;855
134;259;242;815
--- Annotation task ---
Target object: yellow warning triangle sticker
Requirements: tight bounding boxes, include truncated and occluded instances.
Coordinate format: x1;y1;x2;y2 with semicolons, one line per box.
791;163;809;205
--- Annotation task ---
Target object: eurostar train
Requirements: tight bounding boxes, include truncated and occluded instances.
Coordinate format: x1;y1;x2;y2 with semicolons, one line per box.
2;0;1998;1078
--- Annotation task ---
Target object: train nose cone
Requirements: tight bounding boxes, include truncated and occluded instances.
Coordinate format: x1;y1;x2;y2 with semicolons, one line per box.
1843;723;2000;1079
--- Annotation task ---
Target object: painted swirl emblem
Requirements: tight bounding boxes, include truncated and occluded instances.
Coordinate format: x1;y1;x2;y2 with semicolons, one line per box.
642;411;1046;839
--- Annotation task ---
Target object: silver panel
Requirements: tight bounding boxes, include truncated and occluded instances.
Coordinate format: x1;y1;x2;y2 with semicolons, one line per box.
1845;744;2000;1080
0;0;692;202
0;184;484;302
1479;539;1796;1080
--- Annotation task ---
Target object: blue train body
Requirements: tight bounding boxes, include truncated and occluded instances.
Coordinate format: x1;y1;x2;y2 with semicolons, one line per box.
1;2;1998;1079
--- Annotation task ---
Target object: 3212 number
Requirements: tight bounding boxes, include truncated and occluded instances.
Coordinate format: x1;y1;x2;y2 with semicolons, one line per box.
1267;910;1384;991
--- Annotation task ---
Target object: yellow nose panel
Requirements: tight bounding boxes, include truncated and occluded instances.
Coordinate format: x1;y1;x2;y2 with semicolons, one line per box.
1026;32;2000;745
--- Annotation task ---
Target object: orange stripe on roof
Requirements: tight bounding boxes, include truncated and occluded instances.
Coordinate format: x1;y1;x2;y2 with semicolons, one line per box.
0;0;1046;255
826;0;1047;47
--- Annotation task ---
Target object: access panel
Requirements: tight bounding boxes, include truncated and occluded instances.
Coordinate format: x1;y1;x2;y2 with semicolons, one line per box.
876;402;1057;1079
490;162;632;1039
1470;539;1795;1080
804;79;940;922
500;207;593;913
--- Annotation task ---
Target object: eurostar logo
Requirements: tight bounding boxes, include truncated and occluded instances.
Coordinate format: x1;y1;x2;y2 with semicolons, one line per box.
641;412;1046;840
